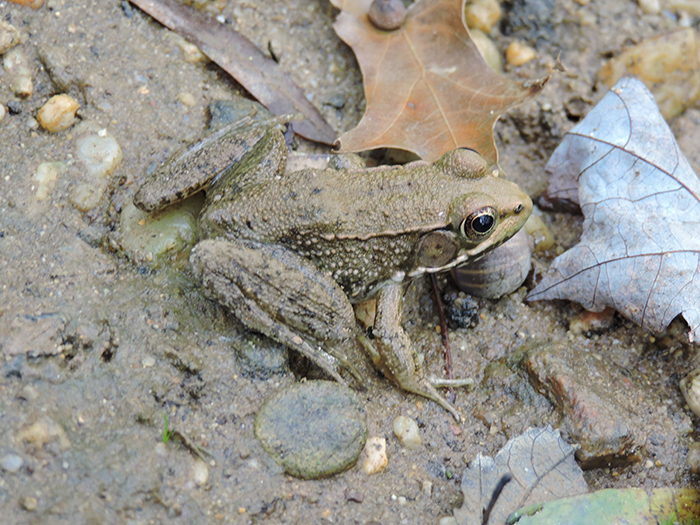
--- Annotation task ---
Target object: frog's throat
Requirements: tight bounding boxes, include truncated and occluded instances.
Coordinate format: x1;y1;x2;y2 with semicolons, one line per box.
406;238;506;278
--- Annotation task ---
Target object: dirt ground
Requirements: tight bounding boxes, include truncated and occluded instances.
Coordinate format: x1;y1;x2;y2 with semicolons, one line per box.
0;0;699;524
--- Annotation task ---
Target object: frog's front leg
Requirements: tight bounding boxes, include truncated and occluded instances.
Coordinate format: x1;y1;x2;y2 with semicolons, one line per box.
190;239;364;387
366;281;473;422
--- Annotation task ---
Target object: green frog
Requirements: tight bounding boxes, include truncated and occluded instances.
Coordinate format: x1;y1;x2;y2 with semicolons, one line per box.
134;118;532;421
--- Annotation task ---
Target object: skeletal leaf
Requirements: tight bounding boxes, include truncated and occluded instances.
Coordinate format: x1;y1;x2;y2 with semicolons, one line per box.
528;77;700;342
454;426;587;525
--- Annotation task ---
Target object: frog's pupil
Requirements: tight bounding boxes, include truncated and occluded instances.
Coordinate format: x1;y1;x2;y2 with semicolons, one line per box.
473;214;494;233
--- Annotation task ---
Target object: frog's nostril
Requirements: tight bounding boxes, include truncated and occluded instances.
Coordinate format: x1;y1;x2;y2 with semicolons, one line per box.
515;204;524;213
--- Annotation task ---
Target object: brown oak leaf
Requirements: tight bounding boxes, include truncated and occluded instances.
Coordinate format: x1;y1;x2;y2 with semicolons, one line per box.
331;0;547;164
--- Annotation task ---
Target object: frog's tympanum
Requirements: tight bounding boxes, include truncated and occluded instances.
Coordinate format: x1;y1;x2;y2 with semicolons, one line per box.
134;119;532;421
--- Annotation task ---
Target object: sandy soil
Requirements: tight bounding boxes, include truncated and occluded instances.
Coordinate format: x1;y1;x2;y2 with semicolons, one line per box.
0;0;698;523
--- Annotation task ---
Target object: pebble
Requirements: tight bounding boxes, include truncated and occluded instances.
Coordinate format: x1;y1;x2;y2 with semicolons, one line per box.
254;381;367;479
687;443;700;474
362;436;388;475
597;28;700;119
3;48;33;98
7;99;22;115
142;356;156;367
191;459;209;486
177;92;196;107
0;104;5;123
170;33;209;64
680;369;700;418
505;41;537;66
20;496;38;512
464;0;502;33
1;454;24;473
70;123;123;211
469;28;502;73
524;211;555;252
0;21;21;55
117;195;201;266
32;162;66;201
392;415;422;450
638;0;660;14
37;94;80;132
454;228;533;299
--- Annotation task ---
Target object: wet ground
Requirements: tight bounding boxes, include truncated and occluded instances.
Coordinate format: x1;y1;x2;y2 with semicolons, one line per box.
0;0;699;523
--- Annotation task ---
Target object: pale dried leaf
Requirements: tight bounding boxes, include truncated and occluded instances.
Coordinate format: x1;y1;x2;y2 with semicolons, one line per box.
528;77;700;342
454;426;587;525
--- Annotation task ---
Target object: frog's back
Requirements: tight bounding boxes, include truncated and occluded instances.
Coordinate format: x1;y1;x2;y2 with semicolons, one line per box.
205;164;470;243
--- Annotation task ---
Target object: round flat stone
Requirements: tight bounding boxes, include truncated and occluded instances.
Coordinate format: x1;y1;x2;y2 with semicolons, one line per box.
255;381;367;479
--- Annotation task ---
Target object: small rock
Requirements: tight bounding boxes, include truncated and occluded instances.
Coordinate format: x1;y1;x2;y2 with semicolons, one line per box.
0;21;21;55
344;488;364;503
7;99;22;115
16;417;71;451
70;124;123;211
255;381;367;479
469;28;503;73
0;104;5;124
32;162;66;201
37;94;80;133
464;0;502;33
362;436;388;475
393;415;422;450
1;454;23;473
170;33;209;64
191;459;209;486
523;343;643;469
638;0;660;15
506;41;537;66
177;92;196;107
597;28;700;119
142;356;156;367
17;384;39;401
20;496;38;512
687;443;700;474
3;48;33;98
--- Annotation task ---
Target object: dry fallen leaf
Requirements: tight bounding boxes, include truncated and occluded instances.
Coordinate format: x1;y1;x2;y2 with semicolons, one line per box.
331;0;547;164
129;0;336;145
528;77;700;342
454;426;587;525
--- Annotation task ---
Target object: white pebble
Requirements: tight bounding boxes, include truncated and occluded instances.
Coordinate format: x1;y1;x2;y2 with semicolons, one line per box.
192;459;209;486
32;162;66;201
638;0;660;14
1;454;23;473
362;436;388;474
3;48;33;98
142;356;156;367
0;21;21;55
0;104;5;124
392;416;421;449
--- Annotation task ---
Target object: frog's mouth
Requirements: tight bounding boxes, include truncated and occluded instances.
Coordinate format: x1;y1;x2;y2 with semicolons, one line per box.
406;217;526;278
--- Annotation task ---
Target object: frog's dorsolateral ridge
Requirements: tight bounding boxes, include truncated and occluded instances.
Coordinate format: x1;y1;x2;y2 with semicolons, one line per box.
134;119;532;421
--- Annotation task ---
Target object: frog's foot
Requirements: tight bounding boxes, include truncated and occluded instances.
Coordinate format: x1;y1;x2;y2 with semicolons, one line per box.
364;282;469;422
190;239;365;388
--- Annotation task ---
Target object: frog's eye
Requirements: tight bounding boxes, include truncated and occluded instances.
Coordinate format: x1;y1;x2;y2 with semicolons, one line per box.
460;207;498;240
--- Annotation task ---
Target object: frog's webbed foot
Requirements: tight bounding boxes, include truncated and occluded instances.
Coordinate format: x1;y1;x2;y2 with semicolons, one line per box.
366;282;472;422
190;239;364;388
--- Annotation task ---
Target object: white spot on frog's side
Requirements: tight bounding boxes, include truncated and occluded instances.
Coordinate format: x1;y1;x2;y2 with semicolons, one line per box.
392;271;405;282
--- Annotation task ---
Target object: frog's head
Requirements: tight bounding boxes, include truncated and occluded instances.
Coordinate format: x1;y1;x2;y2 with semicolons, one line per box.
411;149;532;275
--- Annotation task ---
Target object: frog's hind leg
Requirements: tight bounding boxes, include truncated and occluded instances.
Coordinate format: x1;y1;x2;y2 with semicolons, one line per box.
133;115;292;213
366;281;472;422
190;239;364;387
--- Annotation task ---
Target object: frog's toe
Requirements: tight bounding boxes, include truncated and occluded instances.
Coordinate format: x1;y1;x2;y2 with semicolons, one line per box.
428;377;475;388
